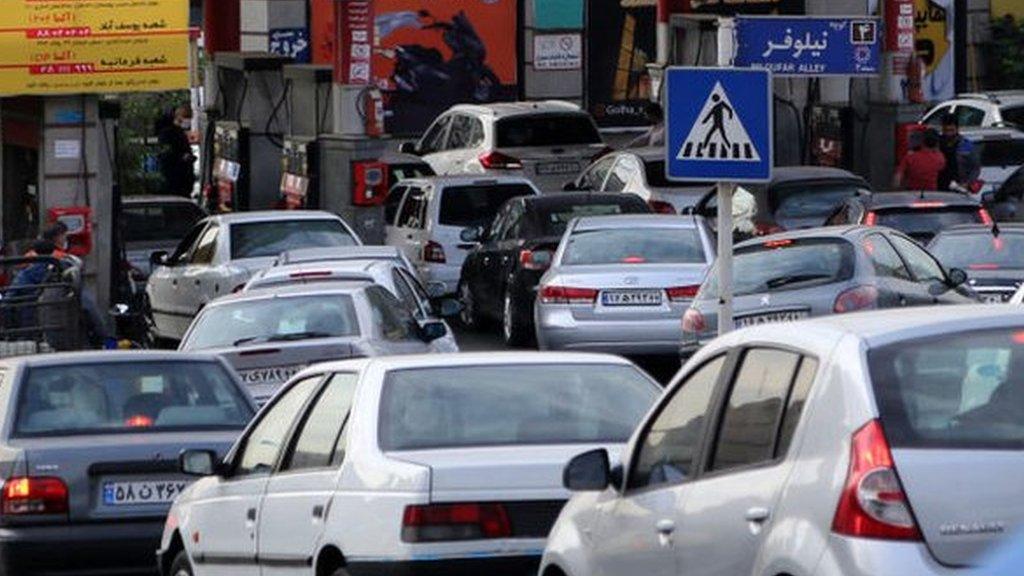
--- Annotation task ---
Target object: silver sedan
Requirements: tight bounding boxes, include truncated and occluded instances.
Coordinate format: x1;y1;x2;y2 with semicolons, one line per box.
535;214;714;355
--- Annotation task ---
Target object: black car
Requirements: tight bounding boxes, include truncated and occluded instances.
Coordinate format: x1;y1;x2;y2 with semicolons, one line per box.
928;223;1024;303
458;192;651;346
825;190;993;244
984;163;1024;222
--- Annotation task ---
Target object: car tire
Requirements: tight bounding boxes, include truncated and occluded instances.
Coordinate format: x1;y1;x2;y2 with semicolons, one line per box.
458;282;486;330
169;550;194;576
502;289;531;348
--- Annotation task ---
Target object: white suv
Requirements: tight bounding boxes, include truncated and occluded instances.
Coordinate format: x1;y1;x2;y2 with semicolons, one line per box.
921;91;1024;128
399;101;608;191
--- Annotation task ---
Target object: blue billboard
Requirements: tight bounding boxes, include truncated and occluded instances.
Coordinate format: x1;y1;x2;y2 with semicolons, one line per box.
734;17;881;77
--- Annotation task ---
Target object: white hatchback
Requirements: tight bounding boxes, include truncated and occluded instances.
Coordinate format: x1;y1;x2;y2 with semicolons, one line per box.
158;353;660;576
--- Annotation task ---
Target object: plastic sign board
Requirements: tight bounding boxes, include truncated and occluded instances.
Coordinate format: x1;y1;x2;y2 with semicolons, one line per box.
665;67;772;183
0;0;189;96
734;17;881;77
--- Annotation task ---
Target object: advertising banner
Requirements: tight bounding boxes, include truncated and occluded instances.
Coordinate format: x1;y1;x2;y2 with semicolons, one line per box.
0;0;189;96
735;17;881;76
914;0;954;101
586;0;655;128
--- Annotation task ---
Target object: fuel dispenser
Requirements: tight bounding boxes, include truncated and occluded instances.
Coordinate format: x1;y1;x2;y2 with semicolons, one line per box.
210;122;249;212
279;137;319;209
809;104;855;170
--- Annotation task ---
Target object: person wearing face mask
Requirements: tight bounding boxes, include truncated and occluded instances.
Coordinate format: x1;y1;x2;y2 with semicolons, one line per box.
155;106;197;197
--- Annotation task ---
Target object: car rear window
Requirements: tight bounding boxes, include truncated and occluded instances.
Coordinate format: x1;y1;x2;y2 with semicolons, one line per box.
496;114;602;147
643;160;714;190
15;361;252;436
231;220;358;259
562;227;706;265
1002;106;1024;128
869;327;1024;449
123;203;205;243
378;364;658;450
700;238;855;298
874;206;982;238
977;139;1024;167
183;294;360;350
772;184;866;222
540;200;648;236
929;232;1024;271
439;184;535;228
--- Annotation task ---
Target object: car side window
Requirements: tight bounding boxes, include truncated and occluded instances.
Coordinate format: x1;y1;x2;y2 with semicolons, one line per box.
189;224;219;265
889;235;946;283
923;105;952;126
419;116;451;154
170;223;206;264
775;357;819;458
282;373;359;472
385;186;408;225
864;234;912;281
583;156;616;190
629;356;725;491
709;349;800;472
397;188;427;229
605;157;639;192
447;115;482;150
391;269;424;317
488;203;513;241
501;203;525;241
364;286;414;341
957;105;985;127
825;203;850;226
235;376;321;476
399;269;431;304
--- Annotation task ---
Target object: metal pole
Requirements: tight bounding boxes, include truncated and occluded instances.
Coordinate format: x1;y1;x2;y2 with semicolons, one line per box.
716;16;735;335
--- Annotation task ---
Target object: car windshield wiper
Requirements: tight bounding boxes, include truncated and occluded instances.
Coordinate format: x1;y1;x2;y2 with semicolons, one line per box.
232;331;334;347
763;273;832;290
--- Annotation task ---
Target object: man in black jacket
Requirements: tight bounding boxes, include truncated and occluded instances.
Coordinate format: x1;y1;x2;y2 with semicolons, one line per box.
156;106;196;197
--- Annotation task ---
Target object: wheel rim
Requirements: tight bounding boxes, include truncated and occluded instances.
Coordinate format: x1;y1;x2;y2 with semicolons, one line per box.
503;293;513;342
460;285;474;326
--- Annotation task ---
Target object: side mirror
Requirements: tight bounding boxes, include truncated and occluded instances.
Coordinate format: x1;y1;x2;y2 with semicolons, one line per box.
149;250;169;267
947;267;968;287
433;298;464;318
180;449;220;477
398;141;419;155
459;226;483;243
563;448;611;491
417;320;448;343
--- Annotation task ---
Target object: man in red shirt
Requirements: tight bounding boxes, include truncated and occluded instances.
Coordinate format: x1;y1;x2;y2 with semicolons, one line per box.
894;129;946;191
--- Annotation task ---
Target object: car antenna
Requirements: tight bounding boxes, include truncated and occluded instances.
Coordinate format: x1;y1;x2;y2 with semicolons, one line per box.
992;221;1001;238
919;189;926;199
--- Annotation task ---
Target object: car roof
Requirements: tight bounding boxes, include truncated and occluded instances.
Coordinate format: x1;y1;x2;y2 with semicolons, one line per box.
303;351;635;376
572;214;700;230
960;127;1024;140
768;165;868;186
523;192;643;209
856;190;980;208
0;350;224;370
447;100;583;118
956;91;1024;106
736;224;869;247
276;246;402;265
394;174;538;189
122;195;200;206
204;210;343;224
209;281;369;304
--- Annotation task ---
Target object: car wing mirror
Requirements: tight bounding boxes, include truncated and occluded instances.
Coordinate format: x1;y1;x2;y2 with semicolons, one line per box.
947;267;968;288
417;320;448;343
459;226;483;243
563;448;611;491
433;298;463;318
180;449;221;477
398;141;419;155
149;250;169;267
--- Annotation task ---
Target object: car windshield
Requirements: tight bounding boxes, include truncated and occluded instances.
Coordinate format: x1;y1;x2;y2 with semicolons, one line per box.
977;139;1024;167
123;203;204;243
700;238;855;298
540;202;643;236
869;327;1024;449
562;227;706;265
773;184;865;222
643;160;714;190
496;114;601;147
184;295;360;350
930;232;1024;270
15;361;252;436
378;364;658;450
874;206;982;238
439;184;534;228
230;219;358;259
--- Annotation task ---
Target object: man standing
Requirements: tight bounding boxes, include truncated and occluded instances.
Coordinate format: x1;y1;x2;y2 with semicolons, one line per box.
895;129;946;191
938;113;981;192
156;106;197;197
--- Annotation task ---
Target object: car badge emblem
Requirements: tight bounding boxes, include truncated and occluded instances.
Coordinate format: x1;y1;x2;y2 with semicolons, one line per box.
760;295;771;306
624;276;639;286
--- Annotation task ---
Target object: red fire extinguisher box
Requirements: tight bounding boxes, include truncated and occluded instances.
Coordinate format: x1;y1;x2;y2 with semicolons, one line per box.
352;160;388;206
47;206;92;257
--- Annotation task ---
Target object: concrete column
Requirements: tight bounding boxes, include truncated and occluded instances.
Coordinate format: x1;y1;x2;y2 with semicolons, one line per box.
240;0;307;52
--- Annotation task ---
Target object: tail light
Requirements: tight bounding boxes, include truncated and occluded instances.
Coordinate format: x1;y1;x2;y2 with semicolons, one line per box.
834;285;879;313
666;285;700;302
519;249;552;271
832;420;921;541
479;151;522;170
681;308;706;333
423;241;446;264
648;200;676;214
978;208;994;225
2;477;69;515
289;270;333;280
864;212;878;226
402;503;511;542
540;285;597;304
125;415;154;428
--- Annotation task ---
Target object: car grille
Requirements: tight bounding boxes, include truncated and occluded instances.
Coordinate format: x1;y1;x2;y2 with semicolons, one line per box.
505;500;567;538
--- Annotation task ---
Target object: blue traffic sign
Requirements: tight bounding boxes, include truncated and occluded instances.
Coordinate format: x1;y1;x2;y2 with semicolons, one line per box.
665;67;773;183
735;17;881;77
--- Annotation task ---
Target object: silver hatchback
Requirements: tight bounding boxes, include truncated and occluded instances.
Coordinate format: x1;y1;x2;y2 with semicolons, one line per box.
536;215;714;355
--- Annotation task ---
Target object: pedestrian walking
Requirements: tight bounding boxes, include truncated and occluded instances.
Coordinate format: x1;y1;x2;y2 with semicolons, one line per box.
894;129;946;191
938;113;981;193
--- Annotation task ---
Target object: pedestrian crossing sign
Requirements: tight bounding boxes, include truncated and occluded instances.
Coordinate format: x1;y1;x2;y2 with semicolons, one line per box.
665;67;773;183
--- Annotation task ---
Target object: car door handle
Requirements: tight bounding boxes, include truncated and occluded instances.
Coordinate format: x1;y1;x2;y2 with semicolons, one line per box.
194;279;201;286
246;507;256;522
312;505;325;519
171;279;177;287
656;519;676;535
745;507;771;523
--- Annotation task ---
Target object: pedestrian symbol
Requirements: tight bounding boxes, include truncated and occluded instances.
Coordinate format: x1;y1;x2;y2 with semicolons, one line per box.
677;82;761;162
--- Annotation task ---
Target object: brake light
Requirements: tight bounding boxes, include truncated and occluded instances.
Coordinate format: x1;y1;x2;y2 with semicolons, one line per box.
978;208;994;225
289;270;332;280
648;200;676;214
666;285;700;302
911;201;946;209
2;477;69;515
539;285;597;304
681;308;706;333
832;420;921;541
764;239;793;248
622;256;646;264
969;263;1000;270
834;285;879;313
519;249;552;271
402;503;511;542
423;241;446;264
125;415;154;428
864;212;878;226
479;151;522;170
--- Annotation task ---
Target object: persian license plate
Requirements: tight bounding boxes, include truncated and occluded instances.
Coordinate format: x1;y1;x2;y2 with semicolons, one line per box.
237;364;304;385
735;310;809;328
536;161;581;175
103;481;189;506
602;290;663;306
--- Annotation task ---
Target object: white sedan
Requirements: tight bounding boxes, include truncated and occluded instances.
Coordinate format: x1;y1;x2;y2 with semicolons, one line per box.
146;210;361;342
157;352;660;576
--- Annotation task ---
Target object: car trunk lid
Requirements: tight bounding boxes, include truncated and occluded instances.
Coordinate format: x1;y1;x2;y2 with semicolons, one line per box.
546;264;707;321
211;339;359;402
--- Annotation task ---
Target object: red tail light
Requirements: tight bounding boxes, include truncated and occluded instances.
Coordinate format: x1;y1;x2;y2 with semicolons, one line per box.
519;249;552;271
666;285;700;302
423;241;446;264
2;477;69;515
832;420;921;541
648;200;676;214
978;208;994;225
124;415;154;428
834;285;879;314
540;285;597;304
864;212;878;226
764;239;793;249
681;308;706;333
402;503;511;542
479;151;522;170
911;201;947;209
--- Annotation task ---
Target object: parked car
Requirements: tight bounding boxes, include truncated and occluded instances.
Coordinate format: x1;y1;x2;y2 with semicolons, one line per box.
691;166;871;234
564;147;715;213
928;224;1024;303
920;90;1024;128
961;127;1024;196
824;190;993;244
682;226;977;357
273;245;415;274
178;282;447;403
536;214;714;355
983;163;1024;222
147;210;361;343
159;352;661;576
544;306;1024;576
122;195;206;283
244;258;461;353
0;351;254;575
385;176;540;295
398;101;609;191
459;192;652;346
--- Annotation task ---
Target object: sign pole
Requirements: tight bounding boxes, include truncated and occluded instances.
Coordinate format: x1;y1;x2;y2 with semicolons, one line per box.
717;17;735;335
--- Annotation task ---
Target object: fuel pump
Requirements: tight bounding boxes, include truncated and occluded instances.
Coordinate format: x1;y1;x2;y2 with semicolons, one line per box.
279;138;320;209
210;122;250;212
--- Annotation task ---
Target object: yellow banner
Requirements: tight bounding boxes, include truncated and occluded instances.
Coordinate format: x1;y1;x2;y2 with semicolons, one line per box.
0;0;189;96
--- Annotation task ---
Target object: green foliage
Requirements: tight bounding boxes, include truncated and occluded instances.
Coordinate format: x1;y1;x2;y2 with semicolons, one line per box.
116;91;190;195
990;15;1024;90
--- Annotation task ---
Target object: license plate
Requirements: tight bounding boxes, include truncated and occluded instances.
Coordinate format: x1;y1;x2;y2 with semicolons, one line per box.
536;161;580;175
103;481;189;506
981;294;1007;304
735;310;809;328
602;290;663;306
238;364;304;385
